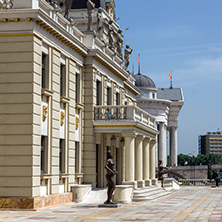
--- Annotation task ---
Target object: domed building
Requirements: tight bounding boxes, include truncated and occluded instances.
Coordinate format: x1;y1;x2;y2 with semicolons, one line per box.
134;72;184;167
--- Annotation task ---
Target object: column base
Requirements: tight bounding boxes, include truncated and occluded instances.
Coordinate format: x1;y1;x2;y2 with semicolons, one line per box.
137;180;145;188
145;179;152;186
122;181;137;189
151;179;157;185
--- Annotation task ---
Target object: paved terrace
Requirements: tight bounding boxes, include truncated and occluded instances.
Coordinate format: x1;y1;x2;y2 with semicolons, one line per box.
1;187;222;221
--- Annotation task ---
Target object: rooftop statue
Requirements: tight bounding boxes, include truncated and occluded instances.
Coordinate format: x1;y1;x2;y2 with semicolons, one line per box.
108;20;115;50
87;0;95;31
116;29;123;58
97;8;104;41
64;0;72;19
0;0;14;9
124;45;133;69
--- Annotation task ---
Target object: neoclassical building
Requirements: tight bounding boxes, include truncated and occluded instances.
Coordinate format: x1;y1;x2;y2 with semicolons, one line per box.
0;0;158;209
134;72;184;167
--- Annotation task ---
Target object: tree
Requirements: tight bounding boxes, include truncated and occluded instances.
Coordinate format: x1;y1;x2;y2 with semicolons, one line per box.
177;153;222;166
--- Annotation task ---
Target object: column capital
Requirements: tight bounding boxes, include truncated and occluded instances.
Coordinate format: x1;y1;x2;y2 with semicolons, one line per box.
136;134;145;141
143;137;151;143
150;139;157;145
168;126;178;132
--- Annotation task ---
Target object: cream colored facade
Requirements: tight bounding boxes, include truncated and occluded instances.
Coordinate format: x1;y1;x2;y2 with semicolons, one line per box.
0;0;158;209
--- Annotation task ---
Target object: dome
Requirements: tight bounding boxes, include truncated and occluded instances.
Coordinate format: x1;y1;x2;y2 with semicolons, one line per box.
134;73;156;88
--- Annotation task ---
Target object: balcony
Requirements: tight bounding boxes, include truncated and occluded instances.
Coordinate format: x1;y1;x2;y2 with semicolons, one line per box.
94;105;156;132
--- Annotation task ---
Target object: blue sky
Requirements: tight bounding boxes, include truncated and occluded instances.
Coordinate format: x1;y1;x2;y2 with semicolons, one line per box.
115;0;222;156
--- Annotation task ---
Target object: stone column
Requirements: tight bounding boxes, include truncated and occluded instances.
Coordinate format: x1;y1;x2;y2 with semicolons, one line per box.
150;139;157;185
135;135;145;188
158;122;167;167
143;138;151;186
121;142;125;182
170;127;178;166
122;133;137;189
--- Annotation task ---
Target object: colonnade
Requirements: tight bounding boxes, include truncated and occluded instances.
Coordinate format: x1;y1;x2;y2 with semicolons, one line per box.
122;133;157;189
158;122;178;167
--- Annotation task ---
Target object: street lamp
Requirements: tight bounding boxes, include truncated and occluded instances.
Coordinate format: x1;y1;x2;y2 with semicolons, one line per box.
120;137;125;147
111;134;116;146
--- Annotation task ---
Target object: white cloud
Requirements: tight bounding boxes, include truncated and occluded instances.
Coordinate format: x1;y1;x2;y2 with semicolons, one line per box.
145;56;222;88
155;25;193;38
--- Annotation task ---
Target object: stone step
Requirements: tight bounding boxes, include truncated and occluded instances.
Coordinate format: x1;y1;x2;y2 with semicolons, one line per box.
133;189;166;198
133;186;160;194
132;186;171;202
133;191;171;202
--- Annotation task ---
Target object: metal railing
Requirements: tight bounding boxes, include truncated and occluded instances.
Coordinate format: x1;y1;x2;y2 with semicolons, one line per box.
179;179;221;186
94;105;155;128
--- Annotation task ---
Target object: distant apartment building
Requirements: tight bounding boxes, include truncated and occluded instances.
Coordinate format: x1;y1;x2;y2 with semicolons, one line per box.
199;132;222;155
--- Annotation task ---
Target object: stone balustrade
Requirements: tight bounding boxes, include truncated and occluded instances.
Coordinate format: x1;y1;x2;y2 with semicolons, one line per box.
94;105;156;128
39;0;83;42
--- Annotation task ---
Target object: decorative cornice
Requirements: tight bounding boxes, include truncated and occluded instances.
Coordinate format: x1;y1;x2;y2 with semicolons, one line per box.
93;55;127;81
36;20;87;57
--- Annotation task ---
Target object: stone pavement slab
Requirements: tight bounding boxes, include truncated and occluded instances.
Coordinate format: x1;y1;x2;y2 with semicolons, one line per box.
0;187;222;221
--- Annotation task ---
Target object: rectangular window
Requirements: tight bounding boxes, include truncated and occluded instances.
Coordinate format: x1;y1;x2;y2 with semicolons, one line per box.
59;139;65;173
96;80;102;105
41;136;46;174
107;87;111;105
75;142;79;174
116;92;120;105
75;73;80;103
60;64;66;96
42;54;46;89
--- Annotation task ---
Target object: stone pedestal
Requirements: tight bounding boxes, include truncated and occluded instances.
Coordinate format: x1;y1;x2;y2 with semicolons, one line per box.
113;185;133;203
71;184;92;203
